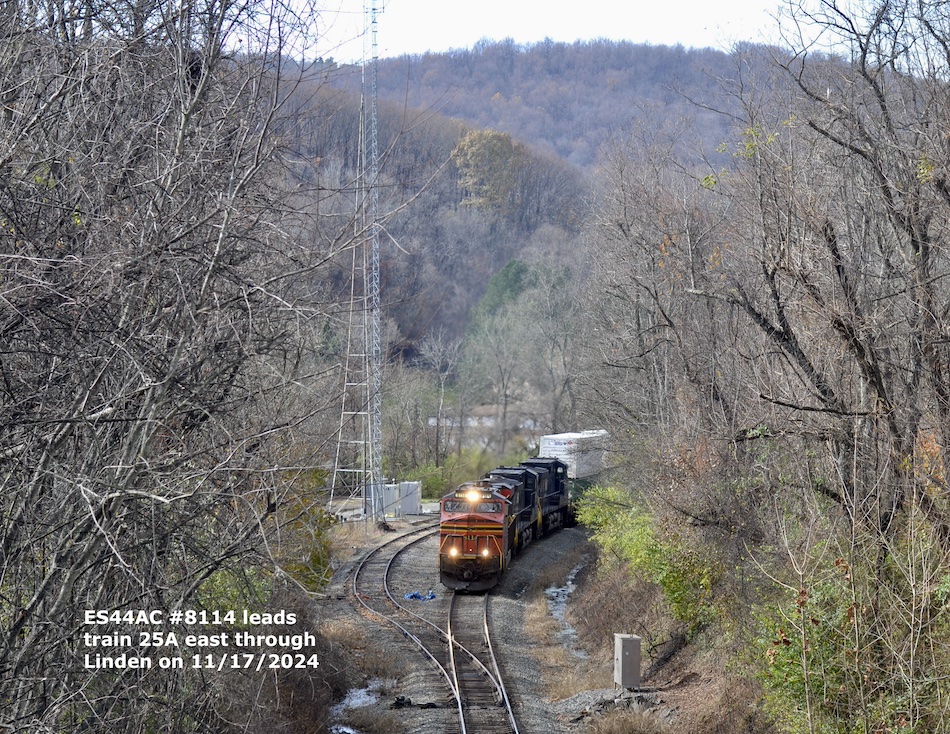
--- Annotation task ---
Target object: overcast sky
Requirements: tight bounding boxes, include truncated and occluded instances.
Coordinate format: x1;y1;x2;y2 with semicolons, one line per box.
315;0;784;63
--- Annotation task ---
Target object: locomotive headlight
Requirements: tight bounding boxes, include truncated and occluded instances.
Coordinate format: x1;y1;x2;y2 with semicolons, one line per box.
481;549;490;557
465;489;481;503
449;547;458;557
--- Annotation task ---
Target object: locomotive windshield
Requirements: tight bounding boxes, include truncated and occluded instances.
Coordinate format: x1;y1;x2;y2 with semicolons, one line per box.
443;500;502;514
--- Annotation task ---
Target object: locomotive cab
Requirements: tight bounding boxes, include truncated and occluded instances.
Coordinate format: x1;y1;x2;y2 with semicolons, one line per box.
438;481;513;591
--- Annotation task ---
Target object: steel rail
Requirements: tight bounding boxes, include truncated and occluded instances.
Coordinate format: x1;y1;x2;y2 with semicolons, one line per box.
351;524;464;725
482;593;520;734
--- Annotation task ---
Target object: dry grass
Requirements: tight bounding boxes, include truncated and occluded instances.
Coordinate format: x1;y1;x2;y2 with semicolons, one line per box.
327;519;405;563
525;589;607;698
553;552;777;734
359;653;404;683
570;564;671;666
664;674;775;734
524;587;561;637
320;617;403;683
585;710;668;734
520;543;609;699
341;706;403;734
321;618;366;650
550;658;609;700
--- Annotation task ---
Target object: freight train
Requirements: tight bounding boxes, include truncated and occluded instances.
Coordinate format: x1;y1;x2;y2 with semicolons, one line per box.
438;457;572;591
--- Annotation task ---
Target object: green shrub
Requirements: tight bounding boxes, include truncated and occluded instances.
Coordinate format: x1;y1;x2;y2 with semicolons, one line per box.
279;502;335;592
576;485;719;633
755;547;950;734
402;447;530;499
401;460;459;499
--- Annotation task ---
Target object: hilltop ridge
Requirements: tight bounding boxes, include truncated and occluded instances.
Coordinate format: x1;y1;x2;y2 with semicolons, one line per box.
330;38;748;168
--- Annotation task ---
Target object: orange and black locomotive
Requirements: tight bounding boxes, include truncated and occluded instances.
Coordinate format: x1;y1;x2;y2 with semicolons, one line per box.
438;457;571;591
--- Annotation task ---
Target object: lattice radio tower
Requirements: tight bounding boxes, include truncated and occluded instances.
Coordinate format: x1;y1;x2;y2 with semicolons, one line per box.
330;0;383;522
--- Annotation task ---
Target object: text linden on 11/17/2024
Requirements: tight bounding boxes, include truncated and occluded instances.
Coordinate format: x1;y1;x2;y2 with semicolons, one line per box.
80;608;320;672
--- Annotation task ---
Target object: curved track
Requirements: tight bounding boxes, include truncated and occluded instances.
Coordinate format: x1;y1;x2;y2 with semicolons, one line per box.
351;523;519;734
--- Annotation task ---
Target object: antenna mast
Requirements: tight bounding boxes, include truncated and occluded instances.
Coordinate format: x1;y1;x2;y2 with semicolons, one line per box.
365;0;383;521
330;0;383;523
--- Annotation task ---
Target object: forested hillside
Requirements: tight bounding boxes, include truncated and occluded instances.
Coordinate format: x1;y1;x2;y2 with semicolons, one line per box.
277;40;757;476
292;40;750;357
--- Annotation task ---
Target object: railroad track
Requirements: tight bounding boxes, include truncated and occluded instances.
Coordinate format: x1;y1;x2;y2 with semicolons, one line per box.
448;591;519;734
351;523;519;734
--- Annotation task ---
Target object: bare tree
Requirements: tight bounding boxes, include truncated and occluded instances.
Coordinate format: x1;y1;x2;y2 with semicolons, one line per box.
464;308;526;455
417;331;462;465
581;12;950;729
580;123;740;449
0;0;359;730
